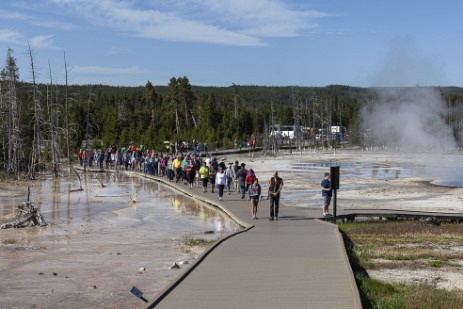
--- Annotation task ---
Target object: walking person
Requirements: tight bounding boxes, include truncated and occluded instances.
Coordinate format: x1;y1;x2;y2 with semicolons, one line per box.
215;166;226;201
208;162;217;193
235;163;248;199
245;168;256;199
172;156;182;183
249;178;262;219
225;162;236;194
321;172;332;217
199;161;209;193
233;161;240;192
187;161;196;189
268;171;283;221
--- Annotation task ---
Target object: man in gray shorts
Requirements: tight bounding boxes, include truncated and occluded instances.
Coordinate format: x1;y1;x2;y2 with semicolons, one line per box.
321;172;332;216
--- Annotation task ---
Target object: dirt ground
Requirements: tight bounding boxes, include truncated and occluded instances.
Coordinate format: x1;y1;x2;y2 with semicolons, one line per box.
2;149;463;308
0;175;237;309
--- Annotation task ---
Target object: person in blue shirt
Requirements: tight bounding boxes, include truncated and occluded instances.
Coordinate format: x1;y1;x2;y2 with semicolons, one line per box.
321;172;332;217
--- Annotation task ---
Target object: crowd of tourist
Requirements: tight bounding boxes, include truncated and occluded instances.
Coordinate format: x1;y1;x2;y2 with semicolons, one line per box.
76;139;270;219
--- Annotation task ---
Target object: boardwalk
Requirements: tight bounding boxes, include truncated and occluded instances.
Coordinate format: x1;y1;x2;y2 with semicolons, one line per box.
134;172;361;309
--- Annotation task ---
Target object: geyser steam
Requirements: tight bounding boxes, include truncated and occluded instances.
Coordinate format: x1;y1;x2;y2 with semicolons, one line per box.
361;87;456;150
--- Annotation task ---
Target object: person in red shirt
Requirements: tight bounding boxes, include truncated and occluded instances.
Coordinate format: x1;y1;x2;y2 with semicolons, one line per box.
245;168;256;199
78;149;83;166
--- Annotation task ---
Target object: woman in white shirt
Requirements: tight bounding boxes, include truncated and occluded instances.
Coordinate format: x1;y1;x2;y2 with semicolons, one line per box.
215;166;226;201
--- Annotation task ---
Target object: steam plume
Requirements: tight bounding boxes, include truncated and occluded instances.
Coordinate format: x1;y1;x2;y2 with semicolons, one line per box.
361;87;455;150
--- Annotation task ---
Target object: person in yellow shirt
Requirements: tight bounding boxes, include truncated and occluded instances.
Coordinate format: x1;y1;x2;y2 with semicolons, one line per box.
199;161;209;193
172;156;182;183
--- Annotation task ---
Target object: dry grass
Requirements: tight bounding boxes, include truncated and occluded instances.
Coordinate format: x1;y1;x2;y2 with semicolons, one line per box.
340;219;463;308
340;220;463;268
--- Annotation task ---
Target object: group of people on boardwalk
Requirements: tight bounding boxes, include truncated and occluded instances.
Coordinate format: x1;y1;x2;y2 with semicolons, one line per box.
197;159;284;221
77;143;333;219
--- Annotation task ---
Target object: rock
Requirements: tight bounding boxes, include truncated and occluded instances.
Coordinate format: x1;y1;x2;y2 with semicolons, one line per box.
169;262;181;269
178;260;189;265
138;267;145;273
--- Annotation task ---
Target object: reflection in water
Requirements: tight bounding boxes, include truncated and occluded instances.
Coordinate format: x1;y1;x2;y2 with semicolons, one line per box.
0;172;239;237
0;173;240;308
170;196;232;233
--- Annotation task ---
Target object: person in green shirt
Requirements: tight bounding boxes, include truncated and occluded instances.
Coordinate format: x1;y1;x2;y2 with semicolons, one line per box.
199;161;210;193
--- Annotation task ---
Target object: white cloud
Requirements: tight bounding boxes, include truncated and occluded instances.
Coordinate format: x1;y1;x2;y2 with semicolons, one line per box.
49;0;329;46
0;9;75;30
184;0;326;37
0;29;22;43
0;9;31;22
29;35;56;49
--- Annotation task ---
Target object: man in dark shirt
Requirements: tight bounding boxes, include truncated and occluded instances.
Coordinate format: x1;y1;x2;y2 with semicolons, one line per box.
268;171;283;220
235;163;248;199
233;161;240;192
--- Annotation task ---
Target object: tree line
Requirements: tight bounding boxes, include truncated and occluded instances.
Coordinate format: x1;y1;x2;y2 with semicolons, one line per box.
2;48;463;179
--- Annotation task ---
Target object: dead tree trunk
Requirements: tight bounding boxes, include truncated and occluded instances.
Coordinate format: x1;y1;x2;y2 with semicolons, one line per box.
64;52;72;172
27;42;42;180
70;168;84;192
48;62;60;177
0;187;47;229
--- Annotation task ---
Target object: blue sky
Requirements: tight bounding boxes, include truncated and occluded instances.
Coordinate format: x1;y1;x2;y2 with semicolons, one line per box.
0;0;462;87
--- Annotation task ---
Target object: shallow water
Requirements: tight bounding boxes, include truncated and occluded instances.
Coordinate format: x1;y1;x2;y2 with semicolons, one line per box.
0;172;239;308
280;156;463;209
292;161;418;180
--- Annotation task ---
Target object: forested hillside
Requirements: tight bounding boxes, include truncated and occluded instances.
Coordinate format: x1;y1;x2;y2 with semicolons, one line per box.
2;48;463;178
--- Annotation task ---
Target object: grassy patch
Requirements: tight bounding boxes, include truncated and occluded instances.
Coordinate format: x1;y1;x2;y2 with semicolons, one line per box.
340;220;463;308
182;234;216;247
2;239;17;245
356;275;463;309
340;220;463;269
429;259;446;268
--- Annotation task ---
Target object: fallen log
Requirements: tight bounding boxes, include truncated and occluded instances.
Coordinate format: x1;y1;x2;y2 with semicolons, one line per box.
1;187;47;229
